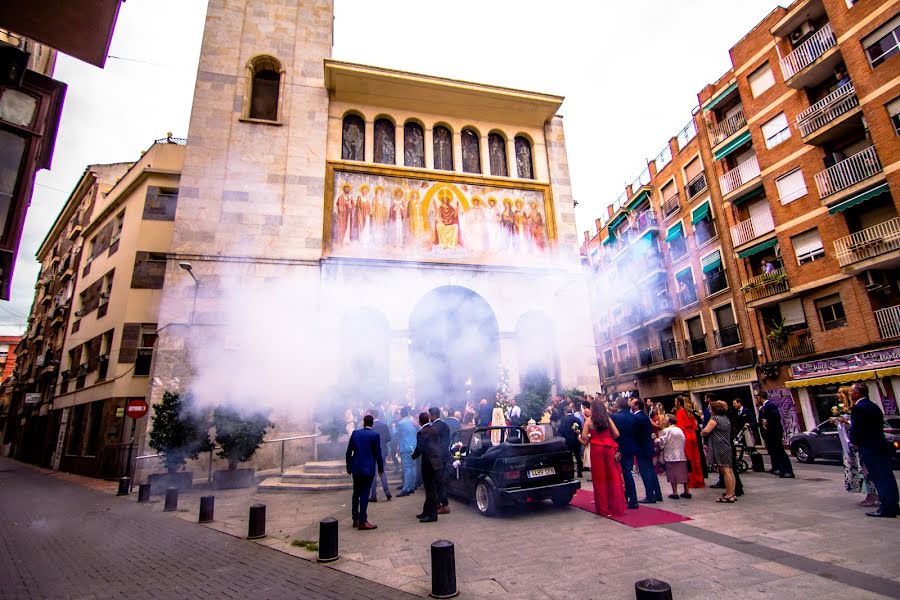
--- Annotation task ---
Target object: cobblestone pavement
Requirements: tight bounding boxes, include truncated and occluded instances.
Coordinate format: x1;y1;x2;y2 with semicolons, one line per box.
0;458;420;600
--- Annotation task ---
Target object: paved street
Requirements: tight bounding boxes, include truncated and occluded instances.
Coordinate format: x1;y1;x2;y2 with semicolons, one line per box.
0;458;419;600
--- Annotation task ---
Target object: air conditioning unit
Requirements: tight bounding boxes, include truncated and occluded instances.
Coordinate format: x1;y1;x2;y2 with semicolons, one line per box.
790;20;816;44
863;270;888;292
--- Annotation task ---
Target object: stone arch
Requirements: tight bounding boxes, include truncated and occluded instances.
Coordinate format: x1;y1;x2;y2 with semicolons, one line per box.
514;135;535;179
403;119;425;168
339;306;390;405
515;310;559;388
432;123;454;171
373;116;396;165
409;286;500;410
461;127;482;174
341;112;366;161
487;130;508;177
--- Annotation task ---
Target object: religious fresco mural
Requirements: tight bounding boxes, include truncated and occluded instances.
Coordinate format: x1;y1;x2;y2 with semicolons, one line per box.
326;169;554;265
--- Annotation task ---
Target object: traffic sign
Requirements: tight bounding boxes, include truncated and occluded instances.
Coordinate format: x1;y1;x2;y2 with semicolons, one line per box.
125;399;149;419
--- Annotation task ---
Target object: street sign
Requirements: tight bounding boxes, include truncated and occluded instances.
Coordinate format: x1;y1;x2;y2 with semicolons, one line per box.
24;393;41;404
125;399;149;419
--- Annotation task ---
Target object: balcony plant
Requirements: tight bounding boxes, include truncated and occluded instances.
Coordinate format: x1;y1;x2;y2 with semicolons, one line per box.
147;390;212;493
766;318;788;343
211;405;273;489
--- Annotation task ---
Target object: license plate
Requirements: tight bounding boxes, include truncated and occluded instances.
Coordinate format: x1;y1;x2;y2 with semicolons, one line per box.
527;467;555;478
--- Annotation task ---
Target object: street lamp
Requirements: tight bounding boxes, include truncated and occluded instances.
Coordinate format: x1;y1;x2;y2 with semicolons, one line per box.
179;261;199;324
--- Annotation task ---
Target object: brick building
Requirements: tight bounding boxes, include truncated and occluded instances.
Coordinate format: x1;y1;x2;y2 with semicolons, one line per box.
583;0;900;438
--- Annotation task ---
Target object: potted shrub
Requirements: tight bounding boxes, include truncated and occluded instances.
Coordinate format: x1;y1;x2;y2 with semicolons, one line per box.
516;373;553;425
147;391;212;493
316;416;347;461
211;405;273;489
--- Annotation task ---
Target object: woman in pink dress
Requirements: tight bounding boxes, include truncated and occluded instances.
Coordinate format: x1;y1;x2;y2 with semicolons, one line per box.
581;400;626;517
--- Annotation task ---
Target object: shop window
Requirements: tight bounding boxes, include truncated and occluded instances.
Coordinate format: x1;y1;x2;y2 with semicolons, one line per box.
433;125;453;170
83;401;104;457
66;404;86;456
748;62;775;98
341;114;365;161
403;121;425;168
373;118;395;165
863;15;900;68
515;136;534;179
816;294;847;330
762;112;791;149
792;228;825;264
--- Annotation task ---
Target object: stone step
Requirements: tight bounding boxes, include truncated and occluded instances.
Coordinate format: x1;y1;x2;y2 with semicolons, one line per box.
257;477;352;493
302;460;346;473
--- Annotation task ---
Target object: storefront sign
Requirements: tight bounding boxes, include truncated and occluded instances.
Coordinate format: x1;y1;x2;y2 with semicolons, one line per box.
671;367;757;392
791;346;900;379
24;393;41;404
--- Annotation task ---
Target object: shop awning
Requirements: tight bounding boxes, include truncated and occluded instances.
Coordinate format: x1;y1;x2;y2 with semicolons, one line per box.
665;223;684;242
877;366;900;378
691;202;711;225
703;81;738;111
828;183;891;215
713;130;752;161
785;369;879;388
737;237;778;259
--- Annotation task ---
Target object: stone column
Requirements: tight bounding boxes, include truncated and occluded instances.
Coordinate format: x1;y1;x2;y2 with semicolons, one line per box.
480;135;491;176
507;137;517;178
452;130;462;173
395;121;404;167
425;127;434;170
364;119;375;163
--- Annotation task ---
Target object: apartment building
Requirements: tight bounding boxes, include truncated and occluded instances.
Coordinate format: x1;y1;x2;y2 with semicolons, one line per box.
4;138;184;476
584;0;900;433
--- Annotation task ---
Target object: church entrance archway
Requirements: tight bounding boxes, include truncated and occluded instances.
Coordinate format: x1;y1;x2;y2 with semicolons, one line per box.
516;311;559;388
339;307;390;407
409;286;500;411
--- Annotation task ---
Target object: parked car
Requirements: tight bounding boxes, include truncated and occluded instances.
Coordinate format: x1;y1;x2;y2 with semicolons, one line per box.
445;426;580;516
790;417;900;463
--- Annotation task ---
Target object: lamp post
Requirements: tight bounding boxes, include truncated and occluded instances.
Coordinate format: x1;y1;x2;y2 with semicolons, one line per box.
179;262;199;324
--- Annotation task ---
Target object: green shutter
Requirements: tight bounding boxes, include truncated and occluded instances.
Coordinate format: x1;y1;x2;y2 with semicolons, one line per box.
713;130;752;160
665;223;684;242
828;184;891;214
736;237;778;259
702;250;722;273
691;202;711;225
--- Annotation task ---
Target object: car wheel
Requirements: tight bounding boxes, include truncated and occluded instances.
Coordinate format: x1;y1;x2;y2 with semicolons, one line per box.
551;491;574;507
475;481;497;516
793;442;814;464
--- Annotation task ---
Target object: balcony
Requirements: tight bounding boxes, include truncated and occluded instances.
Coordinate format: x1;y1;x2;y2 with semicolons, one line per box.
780;23;837;86
797;82;860;142
67;223;83;241
686;172;707;199
678;286;699;308
662;194;680;219
834;217;900;269
730;210;775;248
815;146;883;201
622;210;659;239
875;305;900;340
714;324;742;349
709;107;747;147
768;329;815;360
720;157;761;196
619;354;638;374
703;270;730;297
741;267;790;303
685;334;709;357
654;340;684;364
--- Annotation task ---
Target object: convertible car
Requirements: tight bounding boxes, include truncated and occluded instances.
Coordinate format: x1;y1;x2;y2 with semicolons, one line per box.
445;426;580;516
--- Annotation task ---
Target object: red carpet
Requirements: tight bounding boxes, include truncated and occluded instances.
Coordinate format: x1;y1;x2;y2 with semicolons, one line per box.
569;489;691;528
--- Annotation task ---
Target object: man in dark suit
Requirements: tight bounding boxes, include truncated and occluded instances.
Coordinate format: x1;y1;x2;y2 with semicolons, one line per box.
368;410;393;503
412;412;442;522
849;383;899;518
559;406;584;477
610;397;639;509
756;391;794;478
428;406;451;514
345;414;384;530
630;397;662;503
476;398;493;427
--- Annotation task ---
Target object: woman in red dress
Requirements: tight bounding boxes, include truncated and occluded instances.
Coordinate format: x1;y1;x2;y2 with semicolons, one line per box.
581;401;626;517
675;395;705;489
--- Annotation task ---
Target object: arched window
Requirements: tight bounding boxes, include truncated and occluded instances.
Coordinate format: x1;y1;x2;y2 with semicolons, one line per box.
515;136;534;179
342;114;365;161
488;133;508;177
433;125;453;171
461;128;481;174
247;55;282;121
404;121;425;168
373;118;395;164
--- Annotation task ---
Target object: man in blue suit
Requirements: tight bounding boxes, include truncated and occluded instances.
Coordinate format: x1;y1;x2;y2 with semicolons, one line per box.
395;407;419;497
610;397;640;509
631;397;663;503
346;414;384;530
849;383;899;518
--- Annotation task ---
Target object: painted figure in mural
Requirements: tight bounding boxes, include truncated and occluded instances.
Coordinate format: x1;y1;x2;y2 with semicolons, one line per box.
356;184;372;245
513;199;528;252
406;190;425;248
486;197;501;251
467;197;487;253
389;188;406;248
434;190;462;250
334;183;354;246
372;186;388;246
529;200;546;252
500;199;515;250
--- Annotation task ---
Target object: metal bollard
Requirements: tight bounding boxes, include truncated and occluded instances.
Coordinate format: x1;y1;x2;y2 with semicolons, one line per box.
247;503;266;539
199;495;215;523
635;578;673;600
117;477;130;496
137;483;151;503
163;487;178;512
430;540;458;599
317;518;339;563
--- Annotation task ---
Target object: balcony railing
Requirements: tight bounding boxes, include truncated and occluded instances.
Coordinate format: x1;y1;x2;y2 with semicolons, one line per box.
768;329;815;360
709;107;747;146
662;194;680;219
622;210;658;239
714;325;742;348
875;305;900;340
780;23;837;81
678;287;699;307
742;267;790;302
730;210;775;247
815;146;882;199
619;354;638;374
656;339;682;363
686;172;707;199
704;270;730;296
797;82;859;138
685;334;709;356
720;156;760;195
833;217;900;267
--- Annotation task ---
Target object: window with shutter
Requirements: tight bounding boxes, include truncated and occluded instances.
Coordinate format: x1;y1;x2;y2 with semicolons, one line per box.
118;323;141;364
779;299;806;326
775;169;807;204
748;62;775;98
887;97;900;135
762;112;791;148
791;228;824;264
858;201;897;230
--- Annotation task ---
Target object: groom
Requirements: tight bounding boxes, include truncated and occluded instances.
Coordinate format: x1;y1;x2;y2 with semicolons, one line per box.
346;414;384;530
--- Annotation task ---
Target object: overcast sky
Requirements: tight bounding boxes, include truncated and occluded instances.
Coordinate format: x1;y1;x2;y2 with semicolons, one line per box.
1;0;787;334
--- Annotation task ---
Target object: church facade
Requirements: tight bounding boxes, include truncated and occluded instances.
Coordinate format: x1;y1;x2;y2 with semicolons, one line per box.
143;0;599;457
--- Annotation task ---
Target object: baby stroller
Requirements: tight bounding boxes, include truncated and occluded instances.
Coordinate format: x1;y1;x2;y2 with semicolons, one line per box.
732;424;755;474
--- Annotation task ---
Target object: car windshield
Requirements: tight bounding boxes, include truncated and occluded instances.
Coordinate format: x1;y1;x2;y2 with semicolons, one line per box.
816;420;837;433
